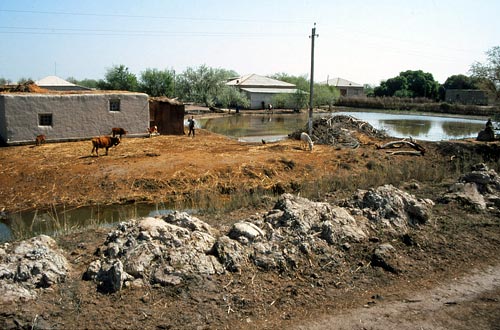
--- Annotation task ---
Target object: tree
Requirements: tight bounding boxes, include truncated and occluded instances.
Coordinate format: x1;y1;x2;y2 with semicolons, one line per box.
373;70;439;99
270;73;309;92
469;46;500;103
98;65;138;91
139;68;175;97
0;77;11;85
442;74;479;90
176;65;237;106
66;77;99;89
313;84;339;109
216;86;250;109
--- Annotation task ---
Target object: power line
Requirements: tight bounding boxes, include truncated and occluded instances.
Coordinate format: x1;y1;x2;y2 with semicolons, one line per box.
0;9;311;24
0;27;302;38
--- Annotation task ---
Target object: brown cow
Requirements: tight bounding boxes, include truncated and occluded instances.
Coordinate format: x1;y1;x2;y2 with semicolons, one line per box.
111;127;127;138
147;125;159;138
91;136;120;156
35;134;46;146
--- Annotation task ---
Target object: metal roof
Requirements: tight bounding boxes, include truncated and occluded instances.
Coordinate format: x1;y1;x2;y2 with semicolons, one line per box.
227;74;296;88
240;87;301;94
35;76;77;86
319;77;363;87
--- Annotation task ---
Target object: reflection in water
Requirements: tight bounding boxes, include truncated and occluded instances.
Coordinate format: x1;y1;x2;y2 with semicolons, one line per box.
198;111;487;142
441;121;484;137
1;202;191;243
380;119;432;137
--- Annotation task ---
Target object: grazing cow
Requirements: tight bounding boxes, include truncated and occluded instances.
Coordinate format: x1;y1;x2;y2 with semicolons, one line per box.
35;134;46;146
147;125;159;137
91;136;120;156
300;132;314;151
111;127;128;138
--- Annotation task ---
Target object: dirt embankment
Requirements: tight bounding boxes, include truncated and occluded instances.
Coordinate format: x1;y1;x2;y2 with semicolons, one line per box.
0;120;499;329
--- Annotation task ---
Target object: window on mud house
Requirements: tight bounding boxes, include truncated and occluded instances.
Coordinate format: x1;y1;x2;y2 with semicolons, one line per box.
38;113;53;126
109;99;121;112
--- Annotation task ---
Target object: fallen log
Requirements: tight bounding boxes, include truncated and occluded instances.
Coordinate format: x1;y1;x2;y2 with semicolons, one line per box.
385;151;424;156
377;138;426;155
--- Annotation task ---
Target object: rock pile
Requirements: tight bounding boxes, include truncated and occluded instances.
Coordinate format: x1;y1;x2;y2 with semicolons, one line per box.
441;163;500;211
83;185;433;293
0;235;70;302
289;114;387;148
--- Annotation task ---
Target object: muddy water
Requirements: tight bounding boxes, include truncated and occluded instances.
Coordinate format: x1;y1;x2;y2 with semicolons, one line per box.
0;203;195;243
197;110;487;142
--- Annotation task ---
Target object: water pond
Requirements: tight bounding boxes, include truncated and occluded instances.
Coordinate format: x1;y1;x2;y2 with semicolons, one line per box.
197;110;487;142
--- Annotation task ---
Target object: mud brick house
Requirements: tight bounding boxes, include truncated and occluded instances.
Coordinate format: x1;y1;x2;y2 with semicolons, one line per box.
445;89;489;106
0;87;149;145
148;97;185;135
226;74;299;109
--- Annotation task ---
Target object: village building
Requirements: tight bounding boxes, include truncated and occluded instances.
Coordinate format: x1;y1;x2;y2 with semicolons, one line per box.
226;74;300;109
35;75;92;91
319;77;364;97
0;86;149;145
149;97;185;135
445;89;489;106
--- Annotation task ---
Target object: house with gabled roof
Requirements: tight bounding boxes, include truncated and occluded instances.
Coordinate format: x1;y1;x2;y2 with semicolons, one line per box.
319;77;364;97
35;75;92;91
226;74;300;109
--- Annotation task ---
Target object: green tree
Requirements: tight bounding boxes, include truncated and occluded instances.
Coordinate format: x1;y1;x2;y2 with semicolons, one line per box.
176;65;237;106
216;86;250;109
270;73;309;91
272;90;308;111
98;65;138;91
374;70;438;99
66;77;99;89
139;68;175;97
0;77;11;85
313;84;339;109
442;74;480;90
400;70;439;99
469;46;500;103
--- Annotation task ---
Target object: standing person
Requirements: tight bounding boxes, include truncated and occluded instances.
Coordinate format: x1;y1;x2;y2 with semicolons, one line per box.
188;116;196;137
268;103;273;112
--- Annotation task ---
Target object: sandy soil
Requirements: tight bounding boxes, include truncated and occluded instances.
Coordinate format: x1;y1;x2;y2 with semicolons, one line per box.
0;118;499;329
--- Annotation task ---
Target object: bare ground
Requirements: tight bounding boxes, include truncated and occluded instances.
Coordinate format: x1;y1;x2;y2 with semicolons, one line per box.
0;120;499;329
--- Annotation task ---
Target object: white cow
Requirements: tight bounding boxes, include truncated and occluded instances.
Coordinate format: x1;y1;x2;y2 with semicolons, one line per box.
300;132;314;151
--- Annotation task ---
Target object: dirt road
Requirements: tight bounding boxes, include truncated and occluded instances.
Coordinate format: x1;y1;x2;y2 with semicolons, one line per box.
295;264;500;330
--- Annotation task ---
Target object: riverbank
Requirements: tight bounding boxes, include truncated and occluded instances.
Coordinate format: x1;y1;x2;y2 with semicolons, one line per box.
335;96;499;117
1;127;499;329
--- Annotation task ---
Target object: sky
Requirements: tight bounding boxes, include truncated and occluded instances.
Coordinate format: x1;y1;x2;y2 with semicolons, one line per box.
1;0;499;86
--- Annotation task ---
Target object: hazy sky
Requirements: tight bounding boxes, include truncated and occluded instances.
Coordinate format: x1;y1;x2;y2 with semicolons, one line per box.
1;0;498;85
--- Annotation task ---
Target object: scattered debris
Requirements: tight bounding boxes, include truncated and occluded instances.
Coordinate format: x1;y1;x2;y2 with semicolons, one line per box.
82;185;433;293
440;163;500;211
0;235;70;302
376;137;426;156
289;114;387;149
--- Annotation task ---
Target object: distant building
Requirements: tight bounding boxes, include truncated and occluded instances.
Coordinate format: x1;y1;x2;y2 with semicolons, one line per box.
149;97;185;135
319;77;364;97
0;90;149;145
445;89;488;106
35;76;92;91
226;74;300;109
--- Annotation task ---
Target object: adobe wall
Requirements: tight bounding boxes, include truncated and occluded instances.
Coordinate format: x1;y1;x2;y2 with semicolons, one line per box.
0;93;149;145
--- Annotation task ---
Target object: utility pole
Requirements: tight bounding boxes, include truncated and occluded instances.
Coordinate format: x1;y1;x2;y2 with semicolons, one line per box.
308;23;318;136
